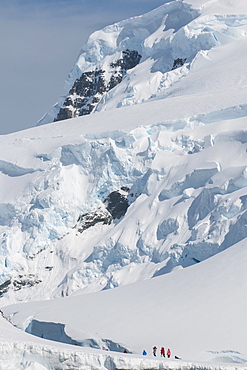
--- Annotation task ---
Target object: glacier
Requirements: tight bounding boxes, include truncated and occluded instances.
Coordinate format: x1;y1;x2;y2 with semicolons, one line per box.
1;0;247;368
1;95;247;303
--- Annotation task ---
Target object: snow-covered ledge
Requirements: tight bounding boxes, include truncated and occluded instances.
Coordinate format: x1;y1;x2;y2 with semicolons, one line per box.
0;339;242;370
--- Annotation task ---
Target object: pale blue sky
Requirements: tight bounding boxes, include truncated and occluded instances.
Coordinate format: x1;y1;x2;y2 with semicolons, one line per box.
0;0;165;134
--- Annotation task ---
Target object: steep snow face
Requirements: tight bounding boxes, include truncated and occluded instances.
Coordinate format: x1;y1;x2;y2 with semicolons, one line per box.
38;0;247;125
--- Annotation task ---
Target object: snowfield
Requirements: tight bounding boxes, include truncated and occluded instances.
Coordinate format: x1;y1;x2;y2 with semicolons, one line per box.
3;239;247;366
1;0;247;368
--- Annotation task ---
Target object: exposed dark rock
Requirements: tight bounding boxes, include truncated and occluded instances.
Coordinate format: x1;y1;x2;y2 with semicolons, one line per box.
104;187;129;219
72;69;107;97
45;266;53;271
0;279;11;297
76;187;130;233
0;275;42;297
63;97;73;107
108;73;123;90
77;208;112;233
13;274;42;291
55;49;142;122
172;58;187;70
110;49;142;71
56;107;73;121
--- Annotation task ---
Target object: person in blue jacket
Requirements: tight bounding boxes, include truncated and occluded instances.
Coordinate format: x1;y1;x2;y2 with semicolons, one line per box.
142;350;147;355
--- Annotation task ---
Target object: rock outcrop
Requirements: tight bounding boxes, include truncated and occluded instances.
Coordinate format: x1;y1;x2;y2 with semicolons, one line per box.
55;50;141;121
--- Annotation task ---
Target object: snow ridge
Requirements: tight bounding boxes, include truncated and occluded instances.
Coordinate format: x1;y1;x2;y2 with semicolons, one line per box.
0;338;236;370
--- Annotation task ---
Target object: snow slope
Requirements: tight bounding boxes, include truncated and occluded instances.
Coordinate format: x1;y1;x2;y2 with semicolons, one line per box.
0;314;216;370
2;316;245;370
1;0;247;368
3;238;247;367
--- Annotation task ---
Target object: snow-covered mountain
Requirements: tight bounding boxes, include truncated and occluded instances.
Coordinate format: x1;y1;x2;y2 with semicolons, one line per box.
2;0;247;304
1;0;247;368
38;0;247;125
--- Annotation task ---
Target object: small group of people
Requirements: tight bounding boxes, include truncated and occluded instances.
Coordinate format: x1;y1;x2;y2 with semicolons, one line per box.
142;346;171;358
153;346;171;358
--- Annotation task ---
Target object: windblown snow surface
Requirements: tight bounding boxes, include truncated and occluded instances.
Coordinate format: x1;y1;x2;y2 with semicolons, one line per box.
1;0;247;368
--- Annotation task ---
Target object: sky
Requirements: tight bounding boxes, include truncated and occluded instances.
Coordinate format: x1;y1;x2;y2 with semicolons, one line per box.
0;0;166;135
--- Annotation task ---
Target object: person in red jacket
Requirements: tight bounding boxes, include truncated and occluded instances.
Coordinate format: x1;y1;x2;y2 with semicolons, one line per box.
160;347;165;357
167;348;171;358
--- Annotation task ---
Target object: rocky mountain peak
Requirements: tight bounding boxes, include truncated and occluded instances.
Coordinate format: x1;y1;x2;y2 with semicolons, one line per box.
55;49;142;122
